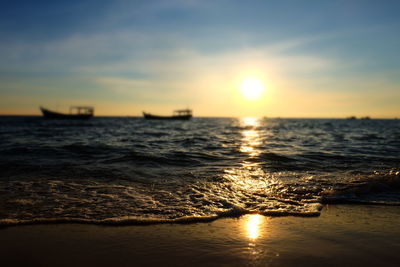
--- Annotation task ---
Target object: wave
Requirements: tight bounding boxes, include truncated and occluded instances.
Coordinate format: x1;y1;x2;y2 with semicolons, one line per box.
321;170;400;205
0;205;322;227
1;117;400;227
1;171;399;227
102;150;226;167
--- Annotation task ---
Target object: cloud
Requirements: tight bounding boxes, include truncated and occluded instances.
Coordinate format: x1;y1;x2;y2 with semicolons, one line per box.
1;4;399;117
94;76;190;100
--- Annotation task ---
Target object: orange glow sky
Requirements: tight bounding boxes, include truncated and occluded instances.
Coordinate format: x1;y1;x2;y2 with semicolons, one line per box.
0;1;399;118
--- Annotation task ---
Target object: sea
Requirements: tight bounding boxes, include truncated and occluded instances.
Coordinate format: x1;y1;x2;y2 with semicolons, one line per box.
0;116;399;226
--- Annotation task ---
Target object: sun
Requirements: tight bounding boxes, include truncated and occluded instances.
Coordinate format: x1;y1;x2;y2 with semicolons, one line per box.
240;77;264;101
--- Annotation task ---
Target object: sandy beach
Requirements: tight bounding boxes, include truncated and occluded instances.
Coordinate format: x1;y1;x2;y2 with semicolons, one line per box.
1;205;400;267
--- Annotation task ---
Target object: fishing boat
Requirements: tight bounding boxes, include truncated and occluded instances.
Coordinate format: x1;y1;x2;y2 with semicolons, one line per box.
40;106;94;119
143;109;192;120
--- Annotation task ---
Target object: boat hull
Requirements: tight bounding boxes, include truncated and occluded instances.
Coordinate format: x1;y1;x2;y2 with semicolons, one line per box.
143;112;192;120
40;107;93;119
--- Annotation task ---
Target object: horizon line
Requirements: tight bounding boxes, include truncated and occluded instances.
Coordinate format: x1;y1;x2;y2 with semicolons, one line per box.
0;114;398;120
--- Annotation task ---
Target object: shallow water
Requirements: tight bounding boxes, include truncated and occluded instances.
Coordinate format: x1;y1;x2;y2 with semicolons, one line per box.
0;116;399;225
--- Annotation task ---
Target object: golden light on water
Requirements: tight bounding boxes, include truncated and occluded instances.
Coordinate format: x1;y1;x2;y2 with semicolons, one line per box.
245;214;264;240
240;77;265;101
230;118;267;241
240;130;260;157
242;117;259;127
240;117;261;158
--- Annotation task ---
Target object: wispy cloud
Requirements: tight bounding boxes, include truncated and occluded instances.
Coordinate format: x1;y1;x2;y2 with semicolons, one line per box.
1;0;399;116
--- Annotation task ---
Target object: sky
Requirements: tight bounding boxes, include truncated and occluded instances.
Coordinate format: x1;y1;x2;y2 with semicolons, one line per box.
0;0;399;117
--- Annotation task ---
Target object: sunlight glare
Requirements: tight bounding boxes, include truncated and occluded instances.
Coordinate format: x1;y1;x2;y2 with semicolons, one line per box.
240;78;265;101
242;117;259;127
240;117;261;158
246;214;264;240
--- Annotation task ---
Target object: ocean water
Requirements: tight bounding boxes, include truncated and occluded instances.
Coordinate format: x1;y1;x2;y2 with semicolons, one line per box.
0;116;399;226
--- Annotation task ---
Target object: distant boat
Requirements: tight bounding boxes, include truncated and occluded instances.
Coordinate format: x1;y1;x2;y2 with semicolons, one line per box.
143;109;192;120
346;116;357;120
40;106;94;119
360;116;371;120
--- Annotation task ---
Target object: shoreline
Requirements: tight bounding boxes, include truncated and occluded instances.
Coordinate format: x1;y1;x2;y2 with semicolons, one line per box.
1;205;400;266
0;208;322;228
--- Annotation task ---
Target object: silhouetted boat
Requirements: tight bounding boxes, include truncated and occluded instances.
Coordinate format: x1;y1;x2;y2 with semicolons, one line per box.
143;109;192;120
40;106;94;119
360;116;371;120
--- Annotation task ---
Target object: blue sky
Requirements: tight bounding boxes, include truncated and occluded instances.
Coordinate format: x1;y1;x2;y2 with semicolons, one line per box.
1;0;399;117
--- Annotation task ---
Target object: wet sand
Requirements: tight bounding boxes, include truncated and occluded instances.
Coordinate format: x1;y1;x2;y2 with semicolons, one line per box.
1;205;400;267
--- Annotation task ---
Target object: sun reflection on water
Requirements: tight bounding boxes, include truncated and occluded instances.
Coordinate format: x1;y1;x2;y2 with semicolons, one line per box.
240;117;262;160
245;214;265;240
242;117;259;127
221;118;278;261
